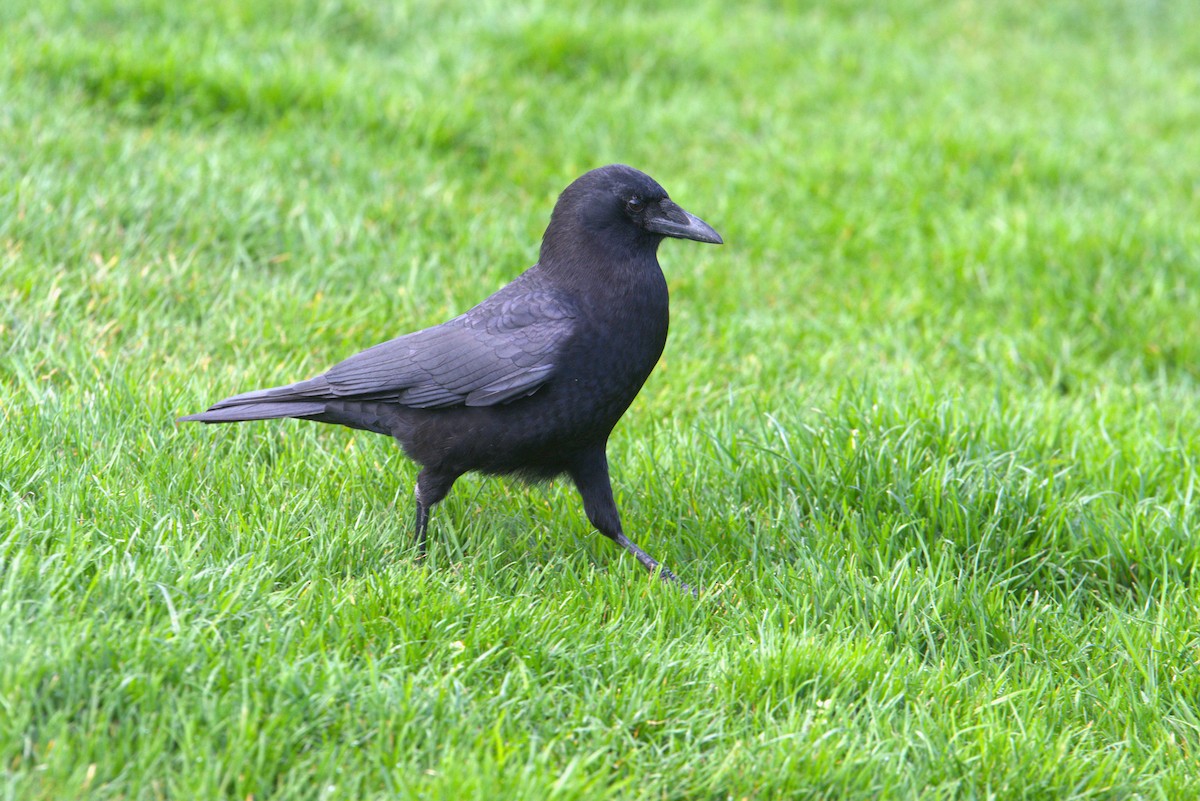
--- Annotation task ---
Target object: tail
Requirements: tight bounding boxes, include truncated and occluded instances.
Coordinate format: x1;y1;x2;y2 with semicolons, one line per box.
177;376;332;424
177;401;327;423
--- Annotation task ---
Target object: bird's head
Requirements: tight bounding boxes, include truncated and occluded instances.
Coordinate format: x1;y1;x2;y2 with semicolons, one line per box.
541;164;722;266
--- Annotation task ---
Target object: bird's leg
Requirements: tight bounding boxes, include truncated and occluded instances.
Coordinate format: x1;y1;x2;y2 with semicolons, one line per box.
413;493;431;561
609;532;686;586
569;449;695;595
412;468;458;561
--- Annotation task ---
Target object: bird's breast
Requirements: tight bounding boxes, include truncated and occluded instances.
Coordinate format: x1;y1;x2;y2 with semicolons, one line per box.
554;275;668;422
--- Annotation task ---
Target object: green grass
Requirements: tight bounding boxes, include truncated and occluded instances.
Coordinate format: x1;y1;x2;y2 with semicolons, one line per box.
4;0;1200;798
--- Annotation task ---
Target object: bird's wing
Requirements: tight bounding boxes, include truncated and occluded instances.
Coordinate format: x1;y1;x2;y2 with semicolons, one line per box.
327;287;576;407
211;288;577;411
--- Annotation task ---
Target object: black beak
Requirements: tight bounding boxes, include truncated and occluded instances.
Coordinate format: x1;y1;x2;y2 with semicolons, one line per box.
644;199;724;245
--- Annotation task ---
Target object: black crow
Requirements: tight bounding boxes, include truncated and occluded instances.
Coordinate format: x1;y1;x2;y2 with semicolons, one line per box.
180;164;722;591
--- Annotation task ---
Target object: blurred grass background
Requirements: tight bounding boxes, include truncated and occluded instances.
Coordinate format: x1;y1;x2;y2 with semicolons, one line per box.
3;1;1200;798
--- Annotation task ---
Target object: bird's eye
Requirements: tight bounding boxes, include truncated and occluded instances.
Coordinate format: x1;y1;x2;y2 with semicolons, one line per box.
626;197;645;214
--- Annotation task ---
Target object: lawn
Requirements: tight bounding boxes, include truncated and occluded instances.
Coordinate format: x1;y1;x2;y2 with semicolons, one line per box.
3;0;1200;798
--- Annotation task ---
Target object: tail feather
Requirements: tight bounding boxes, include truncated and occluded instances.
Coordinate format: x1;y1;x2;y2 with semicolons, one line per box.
177;400;327;424
177;400;328;424
209;375;333;407
178;376;334;424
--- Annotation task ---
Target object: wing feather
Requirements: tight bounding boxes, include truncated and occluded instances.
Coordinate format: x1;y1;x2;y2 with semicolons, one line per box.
204;282;577;413
185;269;579;422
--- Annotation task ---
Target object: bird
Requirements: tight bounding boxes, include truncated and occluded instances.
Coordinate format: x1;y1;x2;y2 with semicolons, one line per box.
179;164;722;591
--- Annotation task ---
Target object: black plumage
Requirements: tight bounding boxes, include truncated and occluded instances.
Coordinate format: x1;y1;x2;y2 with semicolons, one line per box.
179;164;722;590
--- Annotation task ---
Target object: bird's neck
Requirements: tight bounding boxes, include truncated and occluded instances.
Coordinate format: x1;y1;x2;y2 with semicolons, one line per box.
539;226;665;295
